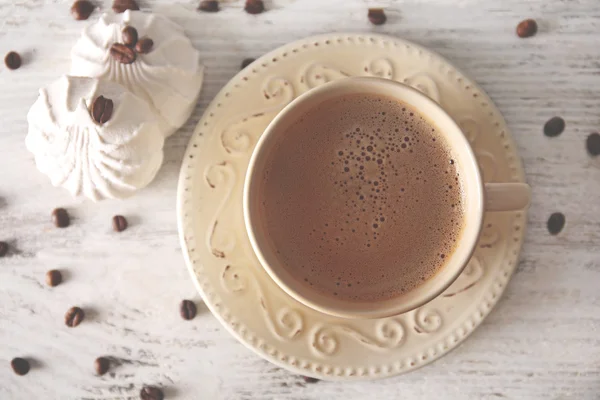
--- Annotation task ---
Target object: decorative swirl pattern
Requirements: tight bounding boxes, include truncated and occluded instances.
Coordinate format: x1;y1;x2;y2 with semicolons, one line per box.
210;75;301;341
476;150;498;182
412;307;443;334
458;118;481;143
221;265;247;293
221;263;304;340
220;127;254;156
204;162;237;258
443;256;485;298
457;118;497;181
402;72;441;103
311;319;405;357
262;76;295;102
311;326;338;356
272;305;304;340
220;77;294;155
363;58;395;79
300;62;350;89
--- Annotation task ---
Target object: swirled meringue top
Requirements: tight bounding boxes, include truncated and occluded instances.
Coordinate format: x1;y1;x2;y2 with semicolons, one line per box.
26;75;166;201
71;10;204;136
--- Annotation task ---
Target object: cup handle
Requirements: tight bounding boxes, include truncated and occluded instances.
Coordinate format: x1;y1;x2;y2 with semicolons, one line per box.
484;183;531;212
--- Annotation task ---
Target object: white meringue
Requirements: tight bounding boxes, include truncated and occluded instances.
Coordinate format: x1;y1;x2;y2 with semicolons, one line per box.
26;75;166;201
70;10;204;136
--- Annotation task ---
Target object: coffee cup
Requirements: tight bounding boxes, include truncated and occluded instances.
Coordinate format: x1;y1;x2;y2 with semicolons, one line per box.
243;77;530;319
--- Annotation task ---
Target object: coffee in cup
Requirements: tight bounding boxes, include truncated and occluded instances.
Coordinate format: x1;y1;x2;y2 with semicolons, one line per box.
256;92;464;303
244;77;530;319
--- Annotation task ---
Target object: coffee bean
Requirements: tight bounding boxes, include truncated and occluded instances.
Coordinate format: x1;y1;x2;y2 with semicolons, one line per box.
516;19;537;38
180;300;197;320
52;208;70;228
122;26;138;47
547;212;565;235
112;0;139;13
71;0;95;20
368;8;387;25
586;132;600;156
11;358;30;376
135;38;154;54
94;357;110;375
91;95;114;124
302;375;319;383
241;58;255;70
110;43;136;64
65;306;85;327
0;241;8;257
140;386;164;400
198;0;219;12
112;215;128;232
46;270;62;287
244;0;264;14
4;51;21;70
543;116;565;137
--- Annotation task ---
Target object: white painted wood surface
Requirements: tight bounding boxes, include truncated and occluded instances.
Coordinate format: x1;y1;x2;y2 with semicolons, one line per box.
1;0;599;398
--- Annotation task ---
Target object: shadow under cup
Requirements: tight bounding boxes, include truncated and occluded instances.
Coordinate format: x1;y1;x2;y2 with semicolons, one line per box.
244;77;485;319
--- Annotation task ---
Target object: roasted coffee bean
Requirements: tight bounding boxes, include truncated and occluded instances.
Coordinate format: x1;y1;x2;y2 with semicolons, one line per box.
91;96;114;124
543;116;565;137
241;58;255;70
112;215;128;232
516;19;537;38
244;0;264;14
586;133;600;156
547;212;565;235
4;51;22;70
71;0;95;20
11;358;30;376
46;270;63;287
198;0;219;12
135;38;154;54
140;386;164;400
52;208;70;228
0;241;8;257
368;8;387;25
180;300;197;320
110;43;136;64
302;376;319;383
122;26;138;47
94;357;110;375
65;306;85;327
112;0;139;13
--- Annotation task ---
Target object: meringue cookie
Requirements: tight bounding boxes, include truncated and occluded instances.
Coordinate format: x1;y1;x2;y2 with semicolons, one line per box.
71;10;204;136
26;75;166;201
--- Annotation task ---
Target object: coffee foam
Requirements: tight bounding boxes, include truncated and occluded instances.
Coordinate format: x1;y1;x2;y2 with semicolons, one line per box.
258;93;465;302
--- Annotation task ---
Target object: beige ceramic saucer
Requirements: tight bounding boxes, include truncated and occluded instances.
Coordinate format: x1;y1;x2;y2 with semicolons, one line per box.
177;33;527;380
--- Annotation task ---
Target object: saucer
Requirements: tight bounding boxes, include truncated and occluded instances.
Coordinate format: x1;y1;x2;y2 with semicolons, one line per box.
177;33;527;380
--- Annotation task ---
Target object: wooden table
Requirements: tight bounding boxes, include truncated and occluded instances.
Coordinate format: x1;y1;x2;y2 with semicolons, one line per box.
1;0;599;398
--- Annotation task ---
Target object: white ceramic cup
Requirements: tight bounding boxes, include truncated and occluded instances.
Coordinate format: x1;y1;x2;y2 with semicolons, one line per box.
244;77;530;319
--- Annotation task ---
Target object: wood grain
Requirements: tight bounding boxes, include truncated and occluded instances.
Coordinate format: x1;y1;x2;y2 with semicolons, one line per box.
0;0;599;399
